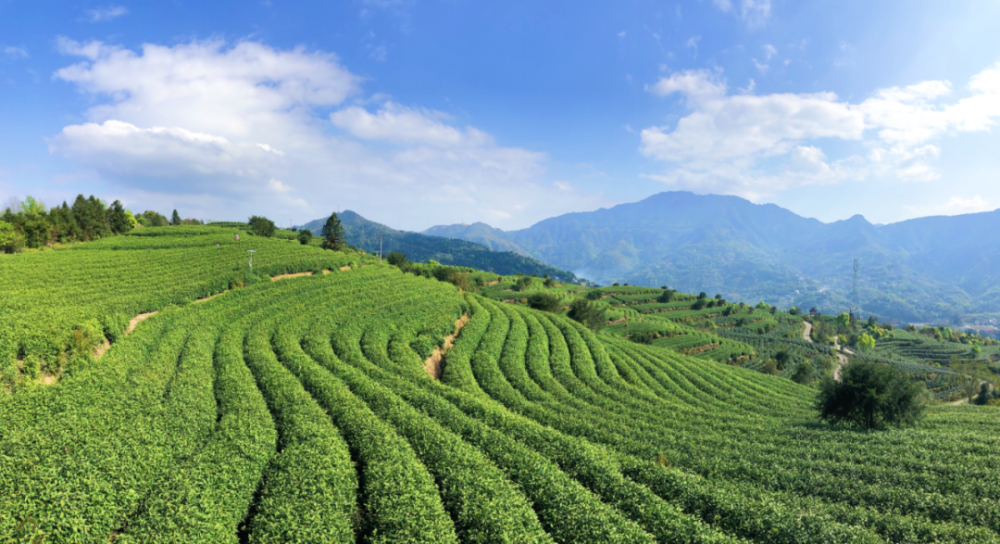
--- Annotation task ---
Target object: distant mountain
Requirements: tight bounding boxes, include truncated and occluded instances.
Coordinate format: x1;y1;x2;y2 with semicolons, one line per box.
423;191;1000;323
297;211;576;280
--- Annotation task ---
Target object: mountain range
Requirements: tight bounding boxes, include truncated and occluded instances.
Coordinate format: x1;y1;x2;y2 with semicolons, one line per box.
297;211;576;280
424;191;1000;323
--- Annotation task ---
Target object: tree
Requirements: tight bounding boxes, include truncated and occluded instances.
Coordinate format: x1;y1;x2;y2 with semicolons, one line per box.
817;360;926;430
774;350;791;371
585;289;603;301
297;230;314;245
836;312;851;331
791;361;815;385
544;277;557;288
567;299;605;330
657;289;675;303
321;212;346;251
857;333;876;352
527;293;561;313
171;209;181;226
247;215;276;237
514;276;534;292
108;200;133;234
387;251;409;268
0;221;15;253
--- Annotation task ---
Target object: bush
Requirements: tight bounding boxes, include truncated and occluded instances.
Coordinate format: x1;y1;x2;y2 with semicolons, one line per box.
817;360;926;430
657;289;675;303
567;299;605;330
790;361;814;385
297;230;313;245
585;289;603;301
387;251;409;268
248;215;276;237
527;293;561;313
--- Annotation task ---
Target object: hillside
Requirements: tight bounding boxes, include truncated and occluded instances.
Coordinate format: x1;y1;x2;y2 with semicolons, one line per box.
425;191;1000;323
2;228;999;542
298;211;576;280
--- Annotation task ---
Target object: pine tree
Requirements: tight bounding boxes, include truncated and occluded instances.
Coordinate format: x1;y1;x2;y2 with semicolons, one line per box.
108;200;132;234
171;209;181;226
321;212;345;251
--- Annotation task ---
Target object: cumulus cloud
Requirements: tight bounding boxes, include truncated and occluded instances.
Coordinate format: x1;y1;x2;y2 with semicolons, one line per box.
48;38;604;229
641;62;1000;198
85;5;128;22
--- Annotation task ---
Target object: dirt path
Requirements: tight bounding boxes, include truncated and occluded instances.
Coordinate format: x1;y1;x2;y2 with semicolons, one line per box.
424;315;470;380
127;311;159;334
801;319;848;381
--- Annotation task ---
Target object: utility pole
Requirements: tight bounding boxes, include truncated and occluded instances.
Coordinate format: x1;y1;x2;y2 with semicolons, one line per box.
379;233;383;264
248;249;255;272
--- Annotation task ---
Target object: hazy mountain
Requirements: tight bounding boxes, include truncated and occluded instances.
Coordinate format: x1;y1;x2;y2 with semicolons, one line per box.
424;191;1000;322
297;211;576;280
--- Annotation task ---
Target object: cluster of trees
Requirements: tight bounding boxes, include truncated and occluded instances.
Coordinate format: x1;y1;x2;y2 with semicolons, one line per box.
0;195;208;253
904;323;999;347
817;360;926;430
692;292;727;310
387;252;476;292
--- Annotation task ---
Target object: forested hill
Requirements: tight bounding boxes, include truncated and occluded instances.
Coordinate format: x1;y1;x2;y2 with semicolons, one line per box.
297;211;576;280
424;191;1000;323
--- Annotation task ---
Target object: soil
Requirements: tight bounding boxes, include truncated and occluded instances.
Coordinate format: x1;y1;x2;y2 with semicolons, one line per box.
801;319;848;381
424;314;470;380
340;265;352;271
127;311;159;334
271;271;314;281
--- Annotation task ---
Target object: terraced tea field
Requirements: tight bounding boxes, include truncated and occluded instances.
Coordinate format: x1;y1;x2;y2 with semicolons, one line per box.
2;232;999;543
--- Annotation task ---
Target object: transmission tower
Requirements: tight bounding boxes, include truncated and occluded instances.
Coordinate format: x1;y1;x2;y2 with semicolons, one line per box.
850;258;861;318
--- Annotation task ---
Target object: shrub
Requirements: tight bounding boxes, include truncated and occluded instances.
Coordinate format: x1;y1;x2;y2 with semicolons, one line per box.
527;293;561;313
790;361;814;385
248;215;276;237
657;289;675;303
387;251;409;268
817;360;926;430
450;272;473;292
297;230;313;245
320;213;346;251
567;299;605;330
585;289;603;301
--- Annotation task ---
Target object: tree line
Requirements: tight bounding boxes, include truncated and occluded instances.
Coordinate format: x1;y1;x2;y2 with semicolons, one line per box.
0;195;202;253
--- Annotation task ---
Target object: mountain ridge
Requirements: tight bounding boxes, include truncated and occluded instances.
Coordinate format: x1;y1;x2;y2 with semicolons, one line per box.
422;191;1000;322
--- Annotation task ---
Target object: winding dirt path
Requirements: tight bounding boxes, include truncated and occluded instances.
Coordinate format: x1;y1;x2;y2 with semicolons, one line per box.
424;314;470;380
801;319;848;381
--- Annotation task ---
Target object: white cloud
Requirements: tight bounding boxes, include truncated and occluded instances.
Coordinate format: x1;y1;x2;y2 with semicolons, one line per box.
752;58;768;74
762;44;777;60
641;62;1000;198
645;69;726;103
941;195;991;214
2;46;28;60
618;31;627;38
711;0;771;26
48;38;604;229
554;180;573;191
85;5;128;22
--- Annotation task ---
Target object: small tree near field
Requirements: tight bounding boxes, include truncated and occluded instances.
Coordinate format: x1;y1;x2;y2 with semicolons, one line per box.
248;215;276;237
171;209;181;226
0;221;15;253
817;360;926;430
527;293;561;313
387;251;409;268
567;299;605;330
297;230;313;245
857;333;876;352
321;212;346;251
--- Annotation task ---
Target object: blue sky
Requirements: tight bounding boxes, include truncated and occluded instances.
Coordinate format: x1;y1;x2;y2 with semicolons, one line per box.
2;0;1000;231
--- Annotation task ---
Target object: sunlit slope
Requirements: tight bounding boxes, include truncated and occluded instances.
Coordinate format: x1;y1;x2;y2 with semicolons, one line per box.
0;226;365;369
1;266;998;543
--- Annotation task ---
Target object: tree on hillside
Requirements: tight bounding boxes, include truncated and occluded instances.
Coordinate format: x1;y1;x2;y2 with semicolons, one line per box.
321;212;346;251
791;361;815;384
171;209;181;226
108;200;133;234
0;221;16;253
297;229;313;245
387;251;409;268
527;293;561;312
248;216;276;237
857;333;876;352
567;299;605;330
657;289;675;303
817;360;926;430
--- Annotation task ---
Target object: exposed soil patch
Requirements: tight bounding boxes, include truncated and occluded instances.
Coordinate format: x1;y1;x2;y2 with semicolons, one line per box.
194;291;228;304
94;341;111;359
485;280;501;286
687;342;720;355
127;311;159;334
607;317;628;326
271;271;314;281
39;373;58;385
340;265;352;271
424;314;470;380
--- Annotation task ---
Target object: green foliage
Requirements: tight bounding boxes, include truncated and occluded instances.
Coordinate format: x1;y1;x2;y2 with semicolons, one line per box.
567;299;605;330
321;212;346;251
248;215;276;237
0;220;14;253
171;209;182;225
817;360;927;430
108;200;133;234
527;292;561;312
857;332;876;352
297;229;314;245
387;251;409;268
